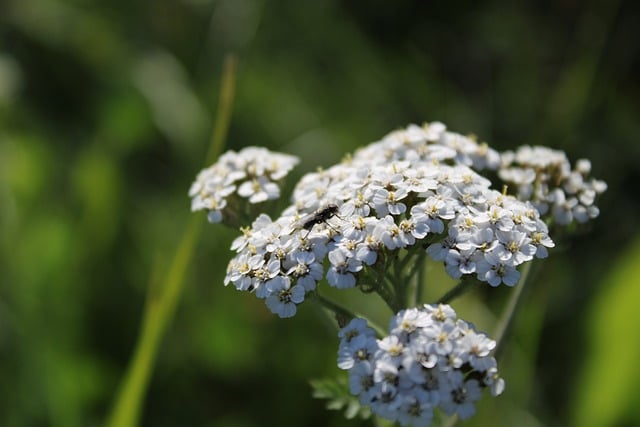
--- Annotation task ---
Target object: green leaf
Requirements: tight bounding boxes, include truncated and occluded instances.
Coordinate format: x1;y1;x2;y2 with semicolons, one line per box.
310;377;372;420
571;234;640;427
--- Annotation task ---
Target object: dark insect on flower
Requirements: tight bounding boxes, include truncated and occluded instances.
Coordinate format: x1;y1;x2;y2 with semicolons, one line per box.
294;204;340;237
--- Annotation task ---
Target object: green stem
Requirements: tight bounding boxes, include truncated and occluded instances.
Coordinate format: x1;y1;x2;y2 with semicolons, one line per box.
414;254;426;306
493;261;534;360
313;293;386;338
105;218;202;427
382;275;401;312
106;54;237;427
313;293;357;322
206;56;238;165
440;414;459;427
394;249;419;308
436;277;478;305
368;259;398;312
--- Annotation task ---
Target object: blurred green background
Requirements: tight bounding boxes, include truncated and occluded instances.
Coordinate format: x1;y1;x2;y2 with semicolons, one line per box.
1;1;640;426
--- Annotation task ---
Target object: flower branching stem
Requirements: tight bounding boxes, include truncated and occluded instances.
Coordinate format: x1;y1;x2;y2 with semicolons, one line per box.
313;293;386;338
436;277;479;304
493;261;534;359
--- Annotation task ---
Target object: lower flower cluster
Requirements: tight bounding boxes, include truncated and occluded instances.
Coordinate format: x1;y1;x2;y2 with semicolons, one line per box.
338;305;504;426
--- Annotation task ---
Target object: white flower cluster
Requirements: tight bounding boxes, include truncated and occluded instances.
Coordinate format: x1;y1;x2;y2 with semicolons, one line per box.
224;123;553;317
338;304;504;426
498;145;607;225
189;147;299;224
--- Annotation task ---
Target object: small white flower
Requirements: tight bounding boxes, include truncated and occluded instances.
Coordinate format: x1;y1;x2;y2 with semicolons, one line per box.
444;249;477;279
372;187;409;216
378;335;405;360
410;196;454;234
426;237;456;261
327;249;362;289
530;230;555;258
338;318;376;345
373;357;400;394
389;308;432;335
440;375;483;420
477;251;521;286
264;276;304;318
286;251;323;291
484;367;506;397
348;361;376;398
338;334;378;370
395;394;434;427
494;230;537;264
373;215;409;250
237;176;281;203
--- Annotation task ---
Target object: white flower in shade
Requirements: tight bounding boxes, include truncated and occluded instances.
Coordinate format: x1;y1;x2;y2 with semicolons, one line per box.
372;359;401;399
484;367;506;397
404;336;438;372
444;249;477;279
327;248;362;289
338;333;378;370
439;373;483;420
395;394;434;427
338;304;503;426
264;276;304;318
338;318;377;346
355;235;381;265
348;362;377;401
549;188;578;225
457;330;497;371
426;236;457;261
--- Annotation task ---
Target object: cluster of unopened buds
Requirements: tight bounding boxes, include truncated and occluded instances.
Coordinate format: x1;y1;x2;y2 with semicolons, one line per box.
190;121;606;426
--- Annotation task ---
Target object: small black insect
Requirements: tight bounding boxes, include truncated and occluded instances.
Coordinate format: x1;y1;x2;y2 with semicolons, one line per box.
294;204;340;237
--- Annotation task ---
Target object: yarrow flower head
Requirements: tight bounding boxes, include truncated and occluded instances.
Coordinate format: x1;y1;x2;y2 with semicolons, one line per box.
338;304;504;426
223;123;554;317
192;120;606;426
189;146;299;226
498;145;607;226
